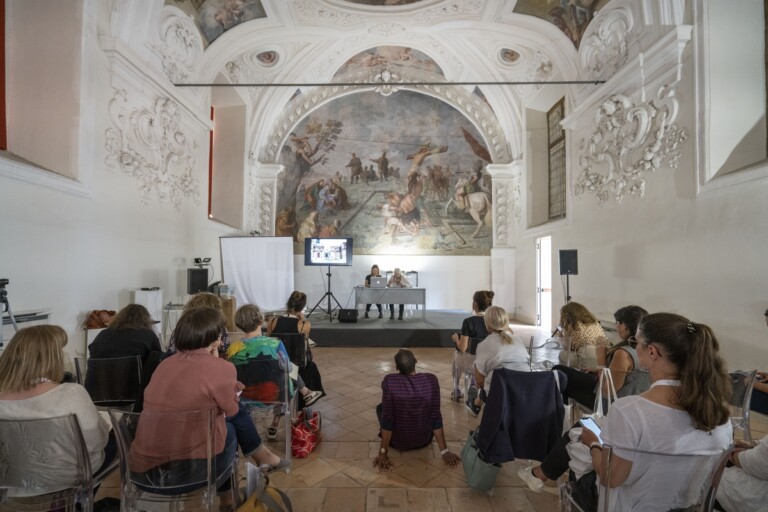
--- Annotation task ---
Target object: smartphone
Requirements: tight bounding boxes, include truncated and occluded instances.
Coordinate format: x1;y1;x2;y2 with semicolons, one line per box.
579;417;604;444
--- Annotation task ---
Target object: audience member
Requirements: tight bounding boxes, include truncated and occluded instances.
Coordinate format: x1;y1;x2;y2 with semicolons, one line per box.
449;290;493;401
89;303;161;360
364;264;384;319
0;325;115;490
373;349;460;471
230;304;322;440
716;435;768;511
520;313;733;510
466;305;528;417
577;313;733;510
267;291;325;398
135;308;289;510
554;305;649;409
386;268;411;320
167;292;229;356
555;302;607;368
748;308;768;415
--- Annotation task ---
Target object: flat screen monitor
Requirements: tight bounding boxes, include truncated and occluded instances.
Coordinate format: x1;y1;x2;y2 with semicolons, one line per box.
304;237;353;266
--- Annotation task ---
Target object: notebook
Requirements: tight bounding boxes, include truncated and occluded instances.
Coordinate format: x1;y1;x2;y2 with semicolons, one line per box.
369;276;387;288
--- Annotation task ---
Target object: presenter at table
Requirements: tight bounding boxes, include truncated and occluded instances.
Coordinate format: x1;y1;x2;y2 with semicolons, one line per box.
387;268;411;320
364;264;383;319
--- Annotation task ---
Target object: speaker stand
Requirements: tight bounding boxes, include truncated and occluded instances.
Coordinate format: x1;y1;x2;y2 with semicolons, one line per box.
307;265;343;323
565;274;572;303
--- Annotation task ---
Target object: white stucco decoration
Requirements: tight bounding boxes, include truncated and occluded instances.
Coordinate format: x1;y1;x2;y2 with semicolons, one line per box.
294;0;364;26
105;89;201;211
151;7;203;83
574;85;688;204
580;7;633;80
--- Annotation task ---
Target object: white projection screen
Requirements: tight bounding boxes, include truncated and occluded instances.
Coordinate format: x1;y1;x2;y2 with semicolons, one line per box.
220;236;294;312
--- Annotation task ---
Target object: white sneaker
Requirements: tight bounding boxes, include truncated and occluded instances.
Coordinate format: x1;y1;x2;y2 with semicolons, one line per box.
307;339;317;347
517;466;544;493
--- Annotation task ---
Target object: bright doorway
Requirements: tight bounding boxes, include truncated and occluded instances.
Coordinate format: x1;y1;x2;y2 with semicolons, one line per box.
535;236;552;330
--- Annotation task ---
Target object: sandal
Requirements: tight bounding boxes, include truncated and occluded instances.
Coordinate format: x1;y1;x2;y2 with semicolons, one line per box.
266;458;292;474
267;426;278;440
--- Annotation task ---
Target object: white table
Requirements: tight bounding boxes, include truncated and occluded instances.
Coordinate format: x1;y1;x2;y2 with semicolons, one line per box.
354;286;426;319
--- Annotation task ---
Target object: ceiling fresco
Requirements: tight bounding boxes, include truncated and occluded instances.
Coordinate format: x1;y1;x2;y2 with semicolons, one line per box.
334;46;445;78
513;0;610;48
275;90;494;256
166;0;267;45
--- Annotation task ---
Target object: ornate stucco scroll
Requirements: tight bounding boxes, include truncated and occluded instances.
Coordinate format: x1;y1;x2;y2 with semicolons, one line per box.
105;90;201;211
574;85;688;204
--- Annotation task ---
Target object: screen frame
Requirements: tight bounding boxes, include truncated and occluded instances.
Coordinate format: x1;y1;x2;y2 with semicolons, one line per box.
303;237;354;267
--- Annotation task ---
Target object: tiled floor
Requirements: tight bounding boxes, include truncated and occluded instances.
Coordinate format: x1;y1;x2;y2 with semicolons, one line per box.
96;322;768;511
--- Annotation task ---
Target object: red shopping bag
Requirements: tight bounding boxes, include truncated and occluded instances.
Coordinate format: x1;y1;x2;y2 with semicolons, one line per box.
291;408;321;458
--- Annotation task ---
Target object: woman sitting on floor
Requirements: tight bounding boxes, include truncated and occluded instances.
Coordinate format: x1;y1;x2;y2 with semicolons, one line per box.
0;325;115;491
230;304;322;440
555;302;608;368
449;290;493;402
135;307;290;511
554;305;649;410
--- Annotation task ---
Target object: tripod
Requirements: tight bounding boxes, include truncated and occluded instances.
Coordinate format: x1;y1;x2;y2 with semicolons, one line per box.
307;266;343;323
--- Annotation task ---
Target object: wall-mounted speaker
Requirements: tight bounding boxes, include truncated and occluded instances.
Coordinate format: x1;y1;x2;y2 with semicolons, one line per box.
187;268;209;294
559;250;578;276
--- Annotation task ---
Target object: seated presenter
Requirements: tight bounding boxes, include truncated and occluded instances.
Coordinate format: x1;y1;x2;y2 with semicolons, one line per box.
364;264;383;319
387;268;411;320
373;349;460;471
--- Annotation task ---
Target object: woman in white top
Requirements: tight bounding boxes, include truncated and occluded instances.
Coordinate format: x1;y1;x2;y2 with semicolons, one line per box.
467;306;528;416
716;434;768;511
0;325;113;492
580;313;733;511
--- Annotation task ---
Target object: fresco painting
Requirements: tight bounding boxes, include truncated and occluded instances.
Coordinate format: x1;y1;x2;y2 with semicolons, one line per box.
343;0;426;5
513;0;611;48
335;46;444;77
275;90;494;256
166;0;267;45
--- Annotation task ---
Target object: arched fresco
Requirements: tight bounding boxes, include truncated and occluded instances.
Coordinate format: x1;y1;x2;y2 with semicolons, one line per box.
166;0;267;45
513;0;610;48
342;0;426;5
274;90;494;256
335;46;445;77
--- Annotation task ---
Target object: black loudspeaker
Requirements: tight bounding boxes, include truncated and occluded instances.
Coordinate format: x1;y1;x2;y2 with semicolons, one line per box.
559;250;578;275
337;309;358;323
187;268;209;294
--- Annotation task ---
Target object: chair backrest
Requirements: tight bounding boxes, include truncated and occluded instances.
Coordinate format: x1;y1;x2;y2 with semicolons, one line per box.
598;444;733;512
729;370;757;443
271;332;309;369
76;355;143;408
0;414;93;497
108;408;224;508
234;351;292;405
529;336;561;371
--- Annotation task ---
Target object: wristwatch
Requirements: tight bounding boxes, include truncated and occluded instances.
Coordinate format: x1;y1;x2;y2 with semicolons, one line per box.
380;447;387;454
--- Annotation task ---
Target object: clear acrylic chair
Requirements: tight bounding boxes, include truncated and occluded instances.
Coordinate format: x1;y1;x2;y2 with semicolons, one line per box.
529;335;562;371
75;355;143;409
234;351;294;468
0;414;117;512
729;369;758;443
108;408;240;512
590;444;731;512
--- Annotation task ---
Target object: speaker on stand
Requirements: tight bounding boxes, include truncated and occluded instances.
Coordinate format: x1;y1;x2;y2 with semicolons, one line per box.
559;250;578;303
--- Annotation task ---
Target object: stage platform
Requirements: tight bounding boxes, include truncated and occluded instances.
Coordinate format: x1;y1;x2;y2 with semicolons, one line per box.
307;309;466;348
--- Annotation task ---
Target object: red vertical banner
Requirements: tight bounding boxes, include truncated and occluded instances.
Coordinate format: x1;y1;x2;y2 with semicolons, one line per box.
208;106;214;218
0;0;7;150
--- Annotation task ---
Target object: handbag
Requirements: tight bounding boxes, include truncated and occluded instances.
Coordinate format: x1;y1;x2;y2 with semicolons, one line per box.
291;407;321;458
83;309;116;330
461;430;501;491
591;368;618;427
565;427;593;480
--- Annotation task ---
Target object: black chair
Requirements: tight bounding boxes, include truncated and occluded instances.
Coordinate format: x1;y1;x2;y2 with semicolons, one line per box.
75;355;143;409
